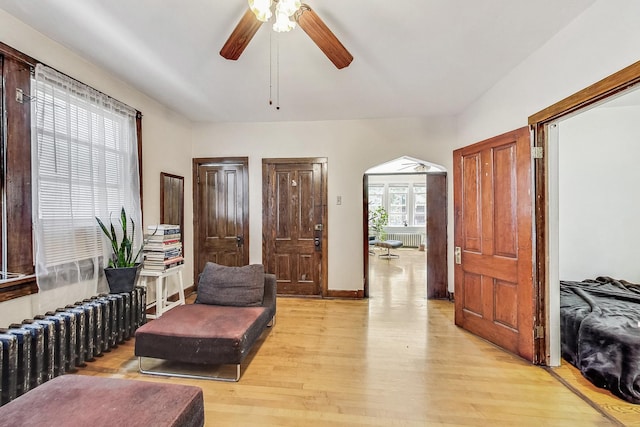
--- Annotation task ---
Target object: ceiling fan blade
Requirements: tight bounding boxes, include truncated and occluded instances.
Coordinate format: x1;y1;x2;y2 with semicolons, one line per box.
296;4;353;69
220;8;263;60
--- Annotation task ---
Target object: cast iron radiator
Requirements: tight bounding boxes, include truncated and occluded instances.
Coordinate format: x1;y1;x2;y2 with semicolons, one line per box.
385;233;423;248
0;286;146;406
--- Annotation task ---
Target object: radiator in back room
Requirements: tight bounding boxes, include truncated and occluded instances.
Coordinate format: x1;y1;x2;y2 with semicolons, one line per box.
385;233;422;248
0;286;146;406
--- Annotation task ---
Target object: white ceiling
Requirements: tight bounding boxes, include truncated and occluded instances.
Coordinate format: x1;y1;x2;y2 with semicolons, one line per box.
0;0;596;123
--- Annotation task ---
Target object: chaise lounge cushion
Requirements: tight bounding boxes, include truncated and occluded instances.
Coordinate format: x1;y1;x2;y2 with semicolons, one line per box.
135;303;271;365
195;262;264;307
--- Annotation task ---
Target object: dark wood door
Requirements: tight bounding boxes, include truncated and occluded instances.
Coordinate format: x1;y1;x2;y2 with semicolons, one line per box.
263;158;327;296
453;127;535;361
193;158;249;285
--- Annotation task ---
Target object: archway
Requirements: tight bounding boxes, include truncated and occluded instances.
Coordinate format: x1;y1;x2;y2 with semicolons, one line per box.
362;156;448;299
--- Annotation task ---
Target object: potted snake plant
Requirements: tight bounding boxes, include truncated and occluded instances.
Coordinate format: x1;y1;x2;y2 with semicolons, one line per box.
96;207;143;293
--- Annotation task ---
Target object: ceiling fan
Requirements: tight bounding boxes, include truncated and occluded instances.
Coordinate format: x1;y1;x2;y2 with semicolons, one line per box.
400;160;431;172
220;1;353;69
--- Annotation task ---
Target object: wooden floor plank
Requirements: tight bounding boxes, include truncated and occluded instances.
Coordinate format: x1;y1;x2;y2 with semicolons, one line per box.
78;249;621;426
551;362;640;426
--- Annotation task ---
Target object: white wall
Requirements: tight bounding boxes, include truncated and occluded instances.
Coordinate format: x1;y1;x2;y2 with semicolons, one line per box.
457;0;640;145
0;10;194;326
559;105;640;282
192;117;456;292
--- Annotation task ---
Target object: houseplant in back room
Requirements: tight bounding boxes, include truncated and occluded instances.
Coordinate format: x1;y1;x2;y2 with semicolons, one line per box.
369;206;388;241
96;207;143;293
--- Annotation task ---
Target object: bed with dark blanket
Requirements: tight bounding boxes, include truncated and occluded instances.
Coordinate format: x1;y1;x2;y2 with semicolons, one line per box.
561;277;640;403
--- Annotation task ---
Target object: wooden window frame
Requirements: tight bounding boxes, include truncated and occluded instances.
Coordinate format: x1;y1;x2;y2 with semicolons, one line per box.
0;42;37;302
0;41;143;303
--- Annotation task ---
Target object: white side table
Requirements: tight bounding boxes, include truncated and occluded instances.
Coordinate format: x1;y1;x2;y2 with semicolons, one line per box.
139;265;185;319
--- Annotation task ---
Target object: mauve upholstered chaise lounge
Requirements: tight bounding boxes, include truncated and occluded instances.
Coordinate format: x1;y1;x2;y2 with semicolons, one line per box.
0;375;204;427
135;263;276;381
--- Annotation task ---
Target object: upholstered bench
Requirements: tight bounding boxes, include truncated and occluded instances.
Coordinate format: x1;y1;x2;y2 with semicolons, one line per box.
376;239;403;259
135;263;276;382
0;375;204;427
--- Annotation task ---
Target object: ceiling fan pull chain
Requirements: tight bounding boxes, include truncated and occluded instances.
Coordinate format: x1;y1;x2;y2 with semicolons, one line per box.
268;30;280;110
269;29;273;106
276;31;280;110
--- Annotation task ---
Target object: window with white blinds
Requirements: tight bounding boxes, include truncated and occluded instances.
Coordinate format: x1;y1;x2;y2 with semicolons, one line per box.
388;185;408;226
367;181;426;227
31;64;142;290
413;184;426;225
368;184;384;212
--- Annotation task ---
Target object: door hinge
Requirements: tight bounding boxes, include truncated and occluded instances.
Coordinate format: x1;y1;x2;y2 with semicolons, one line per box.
534;325;544;339
532;146;543;159
196;174;200;184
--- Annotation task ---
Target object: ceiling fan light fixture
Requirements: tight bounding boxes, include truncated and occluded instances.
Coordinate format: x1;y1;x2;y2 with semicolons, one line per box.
248;0;272;22
248;0;301;32
277;0;301;16
273;10;296;32
222;1;353;69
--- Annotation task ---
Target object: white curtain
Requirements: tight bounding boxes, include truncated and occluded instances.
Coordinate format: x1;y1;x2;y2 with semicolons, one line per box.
31;64;142;300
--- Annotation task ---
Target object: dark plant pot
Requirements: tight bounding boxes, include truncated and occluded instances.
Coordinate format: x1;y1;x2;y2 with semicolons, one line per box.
104;264;142;293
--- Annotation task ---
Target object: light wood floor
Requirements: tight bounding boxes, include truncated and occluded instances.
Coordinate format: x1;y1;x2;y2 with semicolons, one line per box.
79;248;633;426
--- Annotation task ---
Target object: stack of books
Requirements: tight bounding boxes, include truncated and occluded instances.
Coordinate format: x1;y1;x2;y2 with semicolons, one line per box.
143;224;184;271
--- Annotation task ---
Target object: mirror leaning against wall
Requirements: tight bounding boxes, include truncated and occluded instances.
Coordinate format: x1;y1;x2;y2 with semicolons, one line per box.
160;172;185;248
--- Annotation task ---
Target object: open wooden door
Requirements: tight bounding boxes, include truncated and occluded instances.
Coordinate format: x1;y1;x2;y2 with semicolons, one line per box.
426;172;448;299
453;127;536;362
